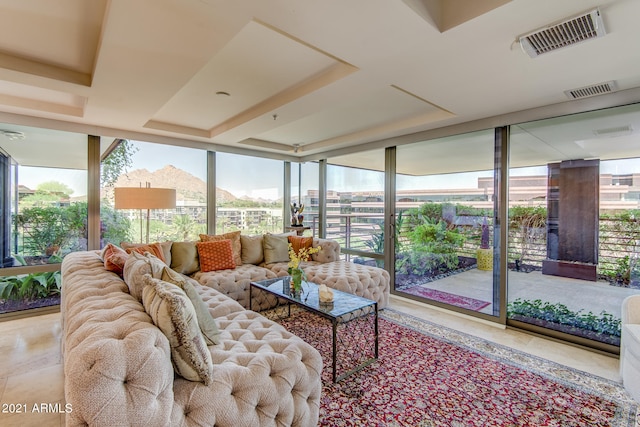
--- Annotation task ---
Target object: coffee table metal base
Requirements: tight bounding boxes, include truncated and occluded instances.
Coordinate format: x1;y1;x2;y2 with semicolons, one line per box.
250;278;378;383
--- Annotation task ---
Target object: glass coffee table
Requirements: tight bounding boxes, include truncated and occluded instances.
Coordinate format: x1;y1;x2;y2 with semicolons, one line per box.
250;277;378;383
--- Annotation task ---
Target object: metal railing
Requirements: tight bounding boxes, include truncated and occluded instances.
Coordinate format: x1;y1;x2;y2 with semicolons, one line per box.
305;213;640;278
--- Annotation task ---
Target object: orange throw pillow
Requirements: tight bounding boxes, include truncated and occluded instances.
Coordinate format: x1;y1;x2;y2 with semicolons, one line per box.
101;243;129;276
196;240;236;272
288;236;313;256
125;242;166;263
199;231;242;266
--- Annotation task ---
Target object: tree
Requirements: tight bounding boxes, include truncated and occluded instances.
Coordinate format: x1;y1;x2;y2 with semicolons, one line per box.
36;181;74;197
101;139;138;187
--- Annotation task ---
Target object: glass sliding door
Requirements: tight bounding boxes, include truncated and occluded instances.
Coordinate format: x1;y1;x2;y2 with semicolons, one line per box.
507;103;640;350
395;130;498;316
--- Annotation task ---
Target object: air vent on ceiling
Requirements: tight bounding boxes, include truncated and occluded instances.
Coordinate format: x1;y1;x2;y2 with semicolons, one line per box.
593;125;633;138
519;8;605;58
564;80;617;99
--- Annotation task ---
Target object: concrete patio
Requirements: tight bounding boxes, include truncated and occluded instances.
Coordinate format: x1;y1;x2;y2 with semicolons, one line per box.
399;268;640;318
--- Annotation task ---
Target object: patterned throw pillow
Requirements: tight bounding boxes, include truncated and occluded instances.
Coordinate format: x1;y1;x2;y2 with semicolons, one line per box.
288;236;314;256
142;275;213;385
196;240;236;272
100;243;129;276
199;231;242;266
161;266;221;345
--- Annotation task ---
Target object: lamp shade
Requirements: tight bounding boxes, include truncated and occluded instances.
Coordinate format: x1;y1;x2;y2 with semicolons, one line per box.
114;187;176;210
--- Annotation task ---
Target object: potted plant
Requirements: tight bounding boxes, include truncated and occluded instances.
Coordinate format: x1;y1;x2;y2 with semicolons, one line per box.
477;217;493;271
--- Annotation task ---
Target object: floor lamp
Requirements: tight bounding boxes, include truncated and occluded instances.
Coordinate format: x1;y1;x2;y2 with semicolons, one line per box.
114;184;176;243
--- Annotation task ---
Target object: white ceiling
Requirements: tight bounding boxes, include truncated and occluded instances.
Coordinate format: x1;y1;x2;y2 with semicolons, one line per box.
0;0;640;171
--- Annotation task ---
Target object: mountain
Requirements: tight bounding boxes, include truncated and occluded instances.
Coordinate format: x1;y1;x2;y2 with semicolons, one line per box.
112;165;236;203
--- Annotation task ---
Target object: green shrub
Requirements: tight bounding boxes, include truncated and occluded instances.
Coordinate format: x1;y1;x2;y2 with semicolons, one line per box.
0;271;61;301
507;298;621;337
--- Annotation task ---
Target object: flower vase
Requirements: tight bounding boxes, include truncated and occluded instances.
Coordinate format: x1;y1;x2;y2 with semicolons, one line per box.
290;268;304;296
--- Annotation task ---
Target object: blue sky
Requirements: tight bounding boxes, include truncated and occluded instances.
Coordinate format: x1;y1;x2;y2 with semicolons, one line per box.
17;138;640;200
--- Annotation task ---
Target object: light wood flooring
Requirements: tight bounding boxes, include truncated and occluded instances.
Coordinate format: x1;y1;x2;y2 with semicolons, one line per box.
0;295;622;426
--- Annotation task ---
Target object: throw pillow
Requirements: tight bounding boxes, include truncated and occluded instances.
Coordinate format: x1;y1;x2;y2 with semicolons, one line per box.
262;233;290;264
170;241;200;275
100;243;129;276
240;234;264;265
123;242;167;263
142;275;213;385
288;236;313;256
123;251;166;301
161;267;221;345
199;231;242;266
196;240;236;272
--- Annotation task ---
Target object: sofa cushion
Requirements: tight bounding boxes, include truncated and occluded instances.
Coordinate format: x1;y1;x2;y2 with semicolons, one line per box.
100;243;129;277
263;234;290;264
170;241;200;275
161;267;221;345
200;231;242;266
240;234;264;265
121;241;172;265
193;264;278;310
142;275;214;385
122;242;167;263
122;251;166;301
196;240;236;272
311;238;340;263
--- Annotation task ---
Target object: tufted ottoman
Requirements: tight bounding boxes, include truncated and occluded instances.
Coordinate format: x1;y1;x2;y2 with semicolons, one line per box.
304;260;390;309
193;264;277;310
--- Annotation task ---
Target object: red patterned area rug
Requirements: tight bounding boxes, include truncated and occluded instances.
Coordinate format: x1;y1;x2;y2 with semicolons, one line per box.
401;286;491;311
278;309;638;427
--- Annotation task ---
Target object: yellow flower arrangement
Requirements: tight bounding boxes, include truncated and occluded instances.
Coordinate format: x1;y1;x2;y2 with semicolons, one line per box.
288;243;321;270
287;243;320;295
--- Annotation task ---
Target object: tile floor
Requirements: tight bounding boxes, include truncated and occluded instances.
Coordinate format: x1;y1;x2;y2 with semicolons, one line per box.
0;296;623;426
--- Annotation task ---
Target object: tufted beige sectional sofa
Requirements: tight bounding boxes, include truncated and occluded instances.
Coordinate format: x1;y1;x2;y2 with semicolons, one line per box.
61;251;323;426
194;237;390;310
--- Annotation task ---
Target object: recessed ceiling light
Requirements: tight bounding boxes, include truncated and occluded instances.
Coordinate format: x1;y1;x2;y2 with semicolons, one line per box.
215;91;231;97
0;130;25;141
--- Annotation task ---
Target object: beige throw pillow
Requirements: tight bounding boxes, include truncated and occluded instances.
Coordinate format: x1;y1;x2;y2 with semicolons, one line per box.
262;234;290;264
170;241;200;275
240;234;264;265
123;251;166;301
161;267;221;345
142;275;213;385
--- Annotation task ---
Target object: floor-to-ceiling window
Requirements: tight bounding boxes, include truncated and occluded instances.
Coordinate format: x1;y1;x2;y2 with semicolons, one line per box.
0;125;88;315
395;130;499;317
292;161;319;236
327;150;385;265
101;139;206;245
216;153;284;234
507;103;640;351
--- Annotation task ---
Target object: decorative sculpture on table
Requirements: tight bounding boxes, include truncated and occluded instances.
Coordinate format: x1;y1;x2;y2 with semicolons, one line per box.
290;202;305;226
